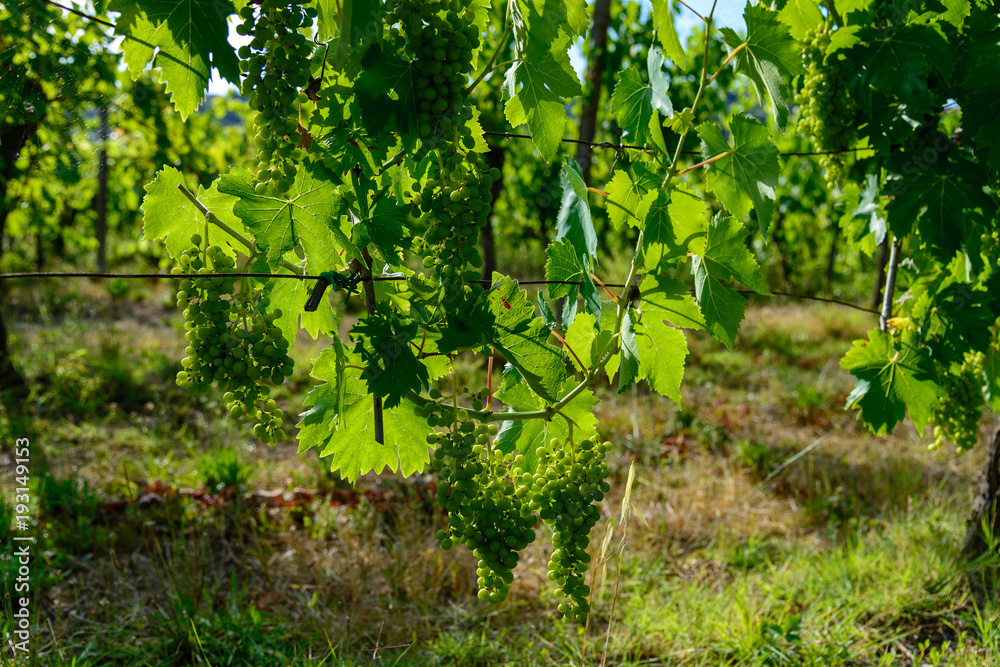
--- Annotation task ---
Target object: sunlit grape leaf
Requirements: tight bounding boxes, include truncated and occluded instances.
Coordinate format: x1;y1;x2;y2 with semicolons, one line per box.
142;167;245;261
110;0;239;119
265;276;339;345
691;255;746;350
564;312;598;373
700;215;771;296
840;329;942;435
297;347;430;483
605;162;659;229
555;159;597;260
610;48;672;146
697;115;779;235
719;2;803;129
650;0;690;68
352;197;408;263
635;315;687;404
504;42;583;160
777;0;823;41
638;185;708;271
985;346;1000;413
218;166;359;271
639;274;706;331
545;239;587;300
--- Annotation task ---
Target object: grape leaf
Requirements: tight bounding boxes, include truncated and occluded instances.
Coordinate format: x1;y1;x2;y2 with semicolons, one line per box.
639;274;706;331
605;162;660;230
689;214;766;348
650;0;690;68
700;215;771;296
488;276;568;402
985;346;1000;413
545;239;587;300
610;48;673;146
564;312;598;373
885;155;991;262
332;0;386;75
297;347;430;483
352;197;409;264
697;115;779;235
555;159;597;261
355;44;414;135
635;316;687;404
142;166;245;261
504;42;583;160
110;0;239;119
691;256;747;350
843;23;952;111
217;166;359;271
777;0;823;41
352;311;429;410
956;11;1000;170
719;2;803;129
264;276;339;346
618;310;639;393
840;329;942;436
638;185;708;271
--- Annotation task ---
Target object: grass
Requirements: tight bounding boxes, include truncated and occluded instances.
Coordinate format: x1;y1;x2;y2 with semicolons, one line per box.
1;282;998;665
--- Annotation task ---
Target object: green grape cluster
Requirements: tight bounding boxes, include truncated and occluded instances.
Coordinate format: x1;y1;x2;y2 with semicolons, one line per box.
795;26;857;188
171;236;293;443
236;0;315;198
389;0;480;145
529;438;611;621
931;351;987;453
425;389;537;603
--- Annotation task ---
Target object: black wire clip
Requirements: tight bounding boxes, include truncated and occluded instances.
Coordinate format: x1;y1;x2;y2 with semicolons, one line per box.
304;270;362;312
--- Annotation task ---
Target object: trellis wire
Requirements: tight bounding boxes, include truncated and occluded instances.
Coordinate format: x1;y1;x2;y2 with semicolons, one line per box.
0;271;881;314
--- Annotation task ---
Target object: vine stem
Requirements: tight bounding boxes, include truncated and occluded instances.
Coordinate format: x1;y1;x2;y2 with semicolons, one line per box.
467;25;512;94
176;184;303;276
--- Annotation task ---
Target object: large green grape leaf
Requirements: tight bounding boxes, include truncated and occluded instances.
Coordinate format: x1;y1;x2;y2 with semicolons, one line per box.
690;215;767;349
842;23;952;111
638;184;708;271
488;276;568;402
605;162;659;229
142;166;246;261
354;44;415;136
609;48;672;146
840;329;942;436
545;239;588;301
331;0;386;74
697;115;779;235
217;166;358;271
110;0;239;119
297;347;430;483
650;0;690;68
638;274;706;331
564;312;598;373
504;42;583;160
509;0;588;52
264;276;338;345
719;2;803;129
495;368;598;473
885;155;990;262
635;317;687;404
